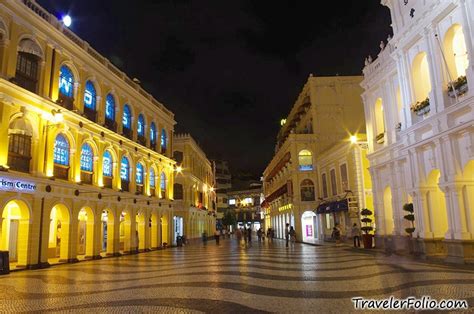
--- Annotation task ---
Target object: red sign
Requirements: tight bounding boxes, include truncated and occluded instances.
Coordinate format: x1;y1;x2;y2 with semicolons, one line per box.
306;225;313;237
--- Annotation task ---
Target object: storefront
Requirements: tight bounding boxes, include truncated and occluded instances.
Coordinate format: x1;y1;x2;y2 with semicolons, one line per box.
316;199;350;240
301;211;318;243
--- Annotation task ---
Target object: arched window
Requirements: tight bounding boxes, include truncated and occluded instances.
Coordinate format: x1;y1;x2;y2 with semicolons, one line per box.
103;150;113;188
374;98;385;142
53;134;70;179
84;81;97;110
150;122;157;149
412;52;432;102
58;65;74;109
137;114;145;137
54;134;69;166
8;117;33;173
298;150;313;171
120;157;129;181
160;172;166;198
80;143;93;172
444;24;469;80
136;163;144;185
161;128;167;153
105;94;115;121
120;156;130;191
300;179;315;201
16;39;42;93
149;168;155;188
122;105;132;129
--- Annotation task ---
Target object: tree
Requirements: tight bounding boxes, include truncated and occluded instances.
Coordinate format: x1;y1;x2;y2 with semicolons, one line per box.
222;209;237;227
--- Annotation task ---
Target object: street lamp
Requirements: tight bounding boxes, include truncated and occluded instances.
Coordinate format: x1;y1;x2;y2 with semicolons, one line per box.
62;15;72;27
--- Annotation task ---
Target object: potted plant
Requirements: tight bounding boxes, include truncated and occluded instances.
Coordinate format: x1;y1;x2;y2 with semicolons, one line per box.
360;208;373;249
402;203;415;254
447;75;468;98
410;97;430;116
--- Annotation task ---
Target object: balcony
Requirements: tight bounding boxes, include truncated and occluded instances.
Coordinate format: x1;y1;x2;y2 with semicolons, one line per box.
81;171;93;184
83;106;97;122
104;118;117;132
103;176;113;189
54;165;69;180
122;127;133;140
137;134;146;146
136;184;144;195
121;179;130;192
57;94;74;110
8;154;30;173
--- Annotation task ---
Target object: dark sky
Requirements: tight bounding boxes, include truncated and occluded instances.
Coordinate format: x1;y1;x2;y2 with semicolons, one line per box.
38;0;392;177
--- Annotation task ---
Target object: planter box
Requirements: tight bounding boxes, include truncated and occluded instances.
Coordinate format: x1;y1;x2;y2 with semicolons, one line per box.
448;83;468;98
362;234;373;249
414;105;430;116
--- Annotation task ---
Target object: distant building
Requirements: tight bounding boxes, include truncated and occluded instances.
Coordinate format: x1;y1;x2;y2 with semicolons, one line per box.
262;75;370;243
213;160;232;216
173;134;216;242
227;183;263;232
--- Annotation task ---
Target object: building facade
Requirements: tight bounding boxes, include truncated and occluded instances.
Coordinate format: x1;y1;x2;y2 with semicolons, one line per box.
361;0;474;262
263;75;366;243
173;133;216;242
313;137;374;242
0;0;178;270
213;160;231;220
227;184;263;232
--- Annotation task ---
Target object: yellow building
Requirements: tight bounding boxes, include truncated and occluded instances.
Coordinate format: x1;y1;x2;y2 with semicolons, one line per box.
173;134;216;242
313;136;374;242
263;75;368;243
0;0;178;270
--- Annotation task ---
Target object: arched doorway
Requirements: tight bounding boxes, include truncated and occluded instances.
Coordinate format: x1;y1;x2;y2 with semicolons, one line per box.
150;212;159;249
120;210;132;253
412;52;432;102
301;211;317;243
444;24;469;80
136;211;146;251
426;170;448;238
77;207;94;259
161;215;169;246
101;209;114;256
383;186;395;235
0;200;30;267
48;204;70;263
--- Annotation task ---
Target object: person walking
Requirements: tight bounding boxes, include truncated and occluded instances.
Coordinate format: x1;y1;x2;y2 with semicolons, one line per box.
332;224;341;246
270;228;275;242
351;223;361;248
285;223;290;248
214;229;220;245
257;228;262;242
289;226;296;247
247;227;252;246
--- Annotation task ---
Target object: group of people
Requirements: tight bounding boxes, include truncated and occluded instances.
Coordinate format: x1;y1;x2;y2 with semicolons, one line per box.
331;223;361;247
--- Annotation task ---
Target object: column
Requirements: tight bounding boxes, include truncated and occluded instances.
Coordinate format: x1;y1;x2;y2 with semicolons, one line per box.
424;26;444;113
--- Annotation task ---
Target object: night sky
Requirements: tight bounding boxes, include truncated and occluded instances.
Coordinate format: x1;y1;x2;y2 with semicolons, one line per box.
38;0;392;177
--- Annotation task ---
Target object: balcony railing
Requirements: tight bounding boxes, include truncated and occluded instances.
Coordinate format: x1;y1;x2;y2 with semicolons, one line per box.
150;187;155;197
103;176;113;189
8;154;30;173
81;171;93;184
136;184;143;195
122;127;133;140
83;107;97;122
137;135;146;146
57;94;74;110
54;165;69;180
121;179;130;192
104;118;117;132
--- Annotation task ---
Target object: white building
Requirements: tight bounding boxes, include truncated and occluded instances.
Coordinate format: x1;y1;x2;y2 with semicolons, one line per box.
361;0;474;263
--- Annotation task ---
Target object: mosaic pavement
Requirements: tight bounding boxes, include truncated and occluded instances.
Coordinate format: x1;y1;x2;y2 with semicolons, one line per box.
0;238;473;313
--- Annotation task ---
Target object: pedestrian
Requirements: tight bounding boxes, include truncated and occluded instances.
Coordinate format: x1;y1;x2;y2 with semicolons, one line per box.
285;223;290;247
270;228;275;242
289;226;296;246
257;228;262;242
351;223;361;248
222;228;226;240
243;227;248;244
332;224;341;246
236;228;242;245
247;227;252;244
214;229;220;245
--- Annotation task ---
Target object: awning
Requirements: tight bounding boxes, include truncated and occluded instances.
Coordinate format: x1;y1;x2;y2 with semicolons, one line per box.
316;199;348;214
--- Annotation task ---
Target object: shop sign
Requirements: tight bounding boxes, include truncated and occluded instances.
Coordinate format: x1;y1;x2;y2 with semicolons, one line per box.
278;203;292;212
0;177;37;193
306;225;313;237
